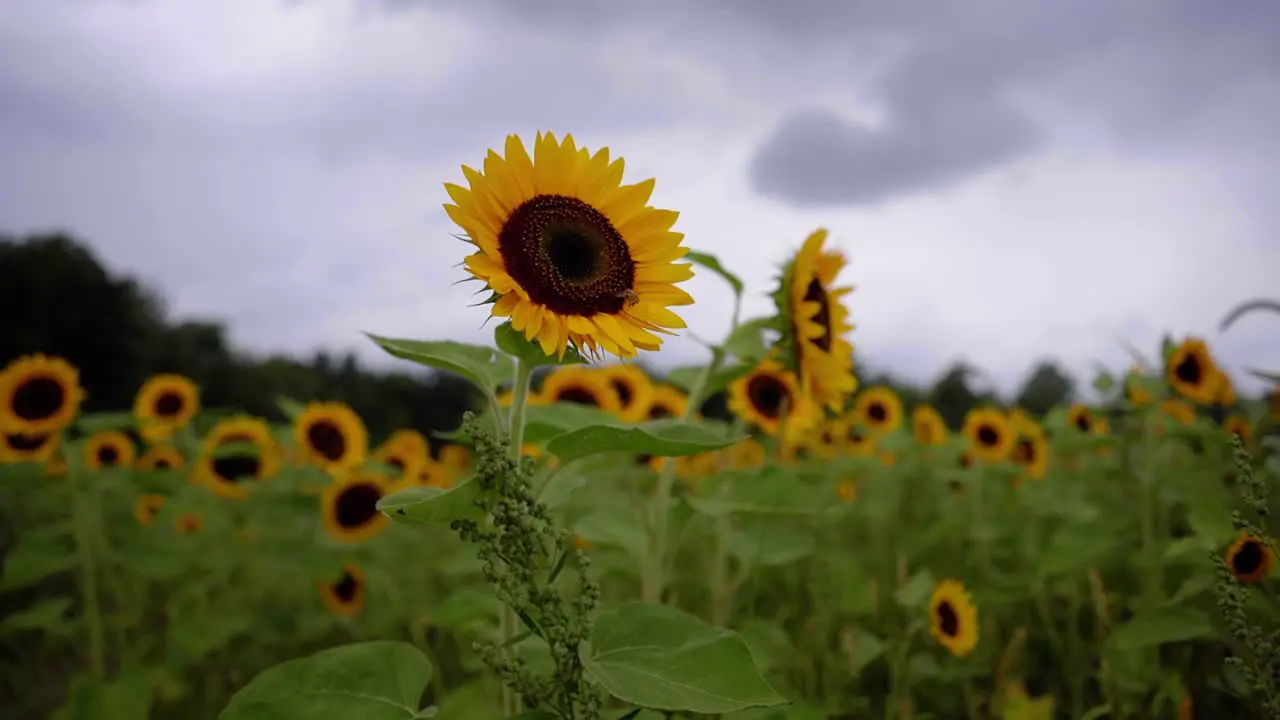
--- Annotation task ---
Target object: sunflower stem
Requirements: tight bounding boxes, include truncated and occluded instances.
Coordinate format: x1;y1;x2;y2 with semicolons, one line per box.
70;465;106;679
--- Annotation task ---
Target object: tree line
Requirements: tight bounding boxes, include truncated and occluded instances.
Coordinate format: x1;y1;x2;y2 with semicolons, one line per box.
1;233;1084;443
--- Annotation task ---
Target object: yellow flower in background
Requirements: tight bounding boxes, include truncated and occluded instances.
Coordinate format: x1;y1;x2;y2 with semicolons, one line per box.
645;385;689;421
137;445;185;472
727;360;816;442
133;373;200;442
723;437;766;469
174;512;203;535
841;422;878;458
133;493;166;526
1166;338;1220;405
1;430;60;465
929;579;978;657
596;364;655;423
195;416;279;500
437;444;472;480
0;354;84;434
294;402;368;474
533;366;622;413
1159;399;1196;427
911;405;949;446
84;431;135;471
372;440;426;487
1225;533;1274;585
835;478;857;503
321;472;391;544
1009;416;1050;483
1223;414;1252;444
962;408;1012;464
1124;366;1152;407
444;132;694;360
775;228;857;412
1212;369;1237;407
319;563;366;618
382;429;430;460
853;386;903;435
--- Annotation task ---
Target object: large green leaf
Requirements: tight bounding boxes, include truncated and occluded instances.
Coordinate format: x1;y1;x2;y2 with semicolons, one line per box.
378;477;485;525
1108;606;1215;650
581;602;787;713
686;250;744;297
545;420;740;463
365;334;512;400
219;641;432;720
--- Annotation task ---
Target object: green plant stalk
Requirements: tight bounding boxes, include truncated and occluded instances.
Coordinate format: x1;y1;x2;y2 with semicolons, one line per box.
501;358;534;716
69;468;106;679
1066;582;1085;720
888;621;921;720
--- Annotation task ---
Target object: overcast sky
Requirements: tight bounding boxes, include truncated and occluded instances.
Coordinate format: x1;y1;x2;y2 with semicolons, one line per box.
2;0;1278;398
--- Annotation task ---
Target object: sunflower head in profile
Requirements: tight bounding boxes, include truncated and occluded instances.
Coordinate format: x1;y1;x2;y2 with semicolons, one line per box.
133;493;166;526
445;132;694;360
383;429;430;461
1065;404;1097;435
853;386;903;435
724;437;766;470
811;419;845;460
727;360;817;442
1166;337;1220;405
84;431;136;471
645;384;689;421
841;422;878;458
372;440;426;487
174;512;203;535
1212;369;1237;407
533;366;624;414
597;364;655;423
928;579;979;657
1159;399;1196;428
1009;419;1050;483
1223;415;1252;444
294;402;368;474
196;417;279;500
772;228;857;413
138;445;185;472
2;430;61;465
133;373;200;443
322;473;390;544
0;354;85;434
319;563;367;617
1124;366;1153;407
962;408;1012;464
911;405;949;447
1225;533;1275;584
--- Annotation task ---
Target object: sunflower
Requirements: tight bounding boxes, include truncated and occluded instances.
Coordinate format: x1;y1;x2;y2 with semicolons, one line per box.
137;445;185;472
1225;533;1275;584
195;417;279;500
1178;695;1192;720
133;494;166;526
319;563;366;617
1212;370;1237;407
372;440;426;487
727;360;817;441
418;458;456;489
645;384;689;420
133;373;200;442
928;579;979;657
1;430;60;465
596;364;655;422
724;437;766;469
911;405;949;447
853;386;903;435
1159;399;1196;427
673;452;720;483
811;419;845;460
1066;404;1097;434
174;512;203;535
437;444;473;480
841;422;878;458
383;429;430;460
1009;418;1050;482
534;366;623;413
773;228;857;412
321;473;390;543
1124;367;1152;407
1223;415;1252;444
962;408;1012;463
0;354;85;434
84;431;135;471
835;478;857;503
1167;338;1220;405
444;132;694;360
294;402;368;474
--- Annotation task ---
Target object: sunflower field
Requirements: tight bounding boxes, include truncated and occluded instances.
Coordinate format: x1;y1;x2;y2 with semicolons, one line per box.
3;132;1280;720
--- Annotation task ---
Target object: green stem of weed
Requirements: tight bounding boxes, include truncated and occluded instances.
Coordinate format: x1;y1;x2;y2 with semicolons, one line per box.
888;620;921;720
70;467;106;679
501;358;535;716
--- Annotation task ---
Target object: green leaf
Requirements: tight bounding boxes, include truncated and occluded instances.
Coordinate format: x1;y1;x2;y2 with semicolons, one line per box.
366;334;513;401
722;318;775;364
581;602;787;713
842;625;886;675
729;522;815;568
220;641;432;720
494;321;585;367
378;478;485;525
76;412;136;435
686;251;744;297
1108;606;1214;650
0;596;72;635
64;667;155;720
665;366;703;393
685;469;822;517
1091;367;1115;395
276;396;307;421
894;569;936;609
1038;522;1121;579
573;509;648;563
0;528;76;591
545;420;741;464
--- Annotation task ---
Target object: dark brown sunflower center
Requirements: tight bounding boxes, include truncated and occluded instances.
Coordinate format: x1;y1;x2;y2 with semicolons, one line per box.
746;375;790;420
9;432;50;451
388;457;405;473
648;405;675;420
1013;438;1035;464
1234;541;1263;575
977;425;999;447
949;479;964;493
821;429;834;444
936;600;960;637
213;455;260;483
335;483;382;529
153;457;173;469
802;278;833;352
12;375;65;422
1174;352;1203;385
867;402;888;423
1074;413;1092;432
154;391;184;417
498;194;636;316
98;446;120;465
307;421;347;461
611;380;633;407
847;426;866;445
556;387;599;407
333;571;359;602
